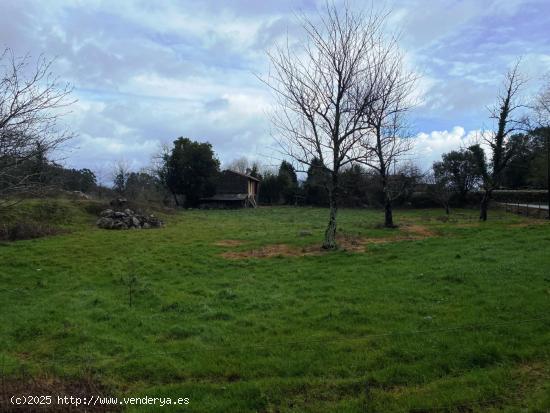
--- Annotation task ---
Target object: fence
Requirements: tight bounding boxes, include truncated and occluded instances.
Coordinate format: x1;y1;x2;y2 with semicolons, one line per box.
499;201;550;219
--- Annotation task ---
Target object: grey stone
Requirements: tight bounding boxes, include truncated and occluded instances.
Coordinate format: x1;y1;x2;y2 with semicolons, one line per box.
100;209;114;217
96;217;114;229
97;207;163;230
112;221;128;230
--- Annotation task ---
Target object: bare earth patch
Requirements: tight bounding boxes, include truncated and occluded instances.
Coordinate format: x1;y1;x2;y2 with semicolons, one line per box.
402;224;437;238
221;225;437;259
221;243;322;259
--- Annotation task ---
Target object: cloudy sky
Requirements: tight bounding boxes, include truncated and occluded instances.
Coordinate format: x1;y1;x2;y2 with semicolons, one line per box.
2;0;549;178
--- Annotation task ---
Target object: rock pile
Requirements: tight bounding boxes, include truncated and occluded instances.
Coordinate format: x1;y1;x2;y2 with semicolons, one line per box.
96;208;163;230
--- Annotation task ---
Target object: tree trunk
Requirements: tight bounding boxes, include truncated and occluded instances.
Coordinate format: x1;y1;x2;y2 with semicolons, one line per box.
380;169;394;228
479;190;490;221
172;192;180;207
546;132;550;219
445;204;450;215
459;190;467;206
323;176;338;250
323;201;337;249
384;197;394;228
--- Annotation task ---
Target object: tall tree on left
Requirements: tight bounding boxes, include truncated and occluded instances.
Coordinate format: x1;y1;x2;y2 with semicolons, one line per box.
0;49;74;208
159;137;220;208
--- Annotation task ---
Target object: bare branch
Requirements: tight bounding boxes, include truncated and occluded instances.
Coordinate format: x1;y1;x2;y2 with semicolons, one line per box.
0;48;75;203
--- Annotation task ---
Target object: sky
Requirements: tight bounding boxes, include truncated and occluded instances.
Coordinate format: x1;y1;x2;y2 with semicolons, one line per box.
1;0;549;180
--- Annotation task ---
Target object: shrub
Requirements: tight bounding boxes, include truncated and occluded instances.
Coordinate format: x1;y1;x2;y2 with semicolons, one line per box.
491;189;548;204
0;221;64;241
408;192;439;208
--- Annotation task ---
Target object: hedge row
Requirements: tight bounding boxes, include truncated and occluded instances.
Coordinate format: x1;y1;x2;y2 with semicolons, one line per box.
491;190;548;204
407;190;549;209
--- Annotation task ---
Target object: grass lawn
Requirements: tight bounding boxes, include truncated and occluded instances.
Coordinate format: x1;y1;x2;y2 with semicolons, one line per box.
1;201;549;412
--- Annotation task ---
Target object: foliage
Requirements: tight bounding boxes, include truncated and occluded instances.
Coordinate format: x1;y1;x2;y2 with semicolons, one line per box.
501;128;549;189
159;137;220;207
125;171;165;203
432;146;482;203
339;164;369;207
303;158;330;206
56;167;97;193
278;161;298;205
258;171;281;204
491;189;549;203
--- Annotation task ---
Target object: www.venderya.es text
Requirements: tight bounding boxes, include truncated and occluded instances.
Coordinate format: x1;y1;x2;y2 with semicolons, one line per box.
9;395;190;408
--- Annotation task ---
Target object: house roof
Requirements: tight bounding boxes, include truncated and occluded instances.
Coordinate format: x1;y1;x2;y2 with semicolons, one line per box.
224;169;260;182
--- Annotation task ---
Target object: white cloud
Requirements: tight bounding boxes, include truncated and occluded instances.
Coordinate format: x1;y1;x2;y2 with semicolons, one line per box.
2;0;548;176
413;126;483;168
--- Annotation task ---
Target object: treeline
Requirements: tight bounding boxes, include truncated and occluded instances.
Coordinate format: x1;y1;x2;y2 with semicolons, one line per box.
500;128;549;189
236;127;549;209
428;127;549;212
257;160;423;208
0;146;97;197
2;126;547;213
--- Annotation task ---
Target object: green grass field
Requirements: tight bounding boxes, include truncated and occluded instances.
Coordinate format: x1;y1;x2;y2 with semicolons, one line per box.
1;201;549;412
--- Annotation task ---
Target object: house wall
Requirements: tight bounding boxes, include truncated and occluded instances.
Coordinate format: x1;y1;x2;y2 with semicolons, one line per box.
217;171;248;194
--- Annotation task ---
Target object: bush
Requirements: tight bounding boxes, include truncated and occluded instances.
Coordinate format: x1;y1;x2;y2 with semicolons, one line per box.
408;192;439;208
0;221;64;241
491;190;548;204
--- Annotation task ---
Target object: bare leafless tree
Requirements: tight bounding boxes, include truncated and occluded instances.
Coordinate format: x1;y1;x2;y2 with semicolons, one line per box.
111;160;131;195
265;3;389;249
358;43;417;227
533;75;550;217
226;156;251;174
426;171;452;215
476;61;527;221
0;48;74;207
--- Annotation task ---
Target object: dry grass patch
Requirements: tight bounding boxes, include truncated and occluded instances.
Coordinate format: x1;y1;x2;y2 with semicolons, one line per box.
221;243;322;259
402;224;437;238
221;225;438;259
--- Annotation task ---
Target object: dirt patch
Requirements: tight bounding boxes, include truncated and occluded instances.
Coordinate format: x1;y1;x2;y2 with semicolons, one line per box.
222;243;321;259
402;224;437;238
516;361;548;377
214;239;246;247
0;375;120;412
336;233;393;251
221;226;437;259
